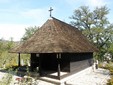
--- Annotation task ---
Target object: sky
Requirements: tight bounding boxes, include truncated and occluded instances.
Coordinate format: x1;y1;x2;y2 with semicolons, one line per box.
0;0;113;41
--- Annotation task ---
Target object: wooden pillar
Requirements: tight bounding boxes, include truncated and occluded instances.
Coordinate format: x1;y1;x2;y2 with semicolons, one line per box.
30;54;33;71
39;55;42;76
18;53;21;67
30;53;36;71
57;53;61;79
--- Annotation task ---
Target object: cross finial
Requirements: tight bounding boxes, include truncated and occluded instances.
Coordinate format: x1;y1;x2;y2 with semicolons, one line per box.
49;7;53;17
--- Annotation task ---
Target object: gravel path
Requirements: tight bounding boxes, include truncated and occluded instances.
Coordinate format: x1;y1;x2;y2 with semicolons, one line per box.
66;68;110;85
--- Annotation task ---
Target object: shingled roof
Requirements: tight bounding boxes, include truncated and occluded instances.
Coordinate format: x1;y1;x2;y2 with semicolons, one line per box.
10;17;98;53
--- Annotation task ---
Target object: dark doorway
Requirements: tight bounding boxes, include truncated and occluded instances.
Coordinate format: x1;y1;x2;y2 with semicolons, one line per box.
31;53;39;71
40;53;58;71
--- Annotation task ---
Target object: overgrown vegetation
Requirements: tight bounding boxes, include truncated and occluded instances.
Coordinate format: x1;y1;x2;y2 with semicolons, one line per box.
0;38;30;84
99;62;113;85
107;64;113;85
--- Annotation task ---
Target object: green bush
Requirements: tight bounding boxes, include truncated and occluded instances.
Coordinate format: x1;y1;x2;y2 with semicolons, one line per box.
98;62;113;85
102;62;113;85
107;77;113;85
98;63;111;70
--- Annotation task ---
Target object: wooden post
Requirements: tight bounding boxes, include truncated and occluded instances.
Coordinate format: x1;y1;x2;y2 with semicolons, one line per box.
18;53;20;67
30;54;33;71
57;53;61;79
39;55;42;76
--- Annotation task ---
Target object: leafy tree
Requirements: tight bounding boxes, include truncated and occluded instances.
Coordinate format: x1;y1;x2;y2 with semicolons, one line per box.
6;37;14;50
70;6;113;61
108;43;113;55
21;26;39;41
0;39;4;52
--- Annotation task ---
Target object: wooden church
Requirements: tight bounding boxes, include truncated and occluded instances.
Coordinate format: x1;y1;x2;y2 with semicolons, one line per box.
11;16;98;80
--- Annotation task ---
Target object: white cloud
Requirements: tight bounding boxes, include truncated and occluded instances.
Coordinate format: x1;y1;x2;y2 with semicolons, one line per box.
86;0;108;7
66;0;79;4
0;8;52;41
20;8;49;25
0;24;29;41
65;0;108;8
20;9;46;19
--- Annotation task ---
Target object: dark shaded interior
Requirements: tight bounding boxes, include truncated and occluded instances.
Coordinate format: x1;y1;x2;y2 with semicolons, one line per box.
40;53;58;71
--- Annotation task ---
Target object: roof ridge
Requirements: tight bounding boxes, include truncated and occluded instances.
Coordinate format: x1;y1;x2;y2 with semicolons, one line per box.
52;17;76;27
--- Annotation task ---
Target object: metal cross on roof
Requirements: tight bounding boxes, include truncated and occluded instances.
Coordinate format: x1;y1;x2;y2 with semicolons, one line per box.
49;7;53;17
